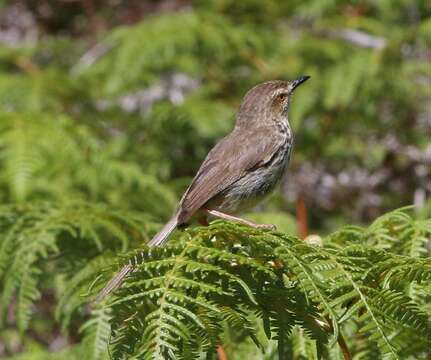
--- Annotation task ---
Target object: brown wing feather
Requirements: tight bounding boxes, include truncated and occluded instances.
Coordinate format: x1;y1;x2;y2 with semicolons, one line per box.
177;126;283;223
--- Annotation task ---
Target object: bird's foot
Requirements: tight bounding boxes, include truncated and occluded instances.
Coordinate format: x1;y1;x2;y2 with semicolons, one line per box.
204;209;276;231
255;223;277;231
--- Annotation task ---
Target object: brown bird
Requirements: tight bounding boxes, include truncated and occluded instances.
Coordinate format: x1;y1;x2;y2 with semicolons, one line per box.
97;77;310;301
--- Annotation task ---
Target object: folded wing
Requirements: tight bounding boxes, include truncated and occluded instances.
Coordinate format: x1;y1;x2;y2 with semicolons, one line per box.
177;126;284;223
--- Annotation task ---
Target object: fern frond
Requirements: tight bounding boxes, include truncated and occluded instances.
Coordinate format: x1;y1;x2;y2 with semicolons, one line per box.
57;253;117;330
93;222;297;359
0;201;149;332
80;306;111;360
275;243;339;345
0;112;177;214
79;12;266;97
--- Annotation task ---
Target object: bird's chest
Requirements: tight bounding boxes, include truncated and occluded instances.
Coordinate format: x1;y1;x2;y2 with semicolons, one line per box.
251;122;293;192
242;138;292;196
214;127;292;212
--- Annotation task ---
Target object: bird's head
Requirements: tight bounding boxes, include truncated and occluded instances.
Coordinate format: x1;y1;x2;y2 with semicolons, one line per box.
236;76;310;128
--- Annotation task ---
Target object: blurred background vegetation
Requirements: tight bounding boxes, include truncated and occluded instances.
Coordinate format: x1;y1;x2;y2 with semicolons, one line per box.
0;0;430;358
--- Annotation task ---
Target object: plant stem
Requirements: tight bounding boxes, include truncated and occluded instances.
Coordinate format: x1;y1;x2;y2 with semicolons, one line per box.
217;345;228;360
337;332;352;360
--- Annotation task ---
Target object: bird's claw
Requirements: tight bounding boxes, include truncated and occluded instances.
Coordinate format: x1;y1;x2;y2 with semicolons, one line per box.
256;223;277;231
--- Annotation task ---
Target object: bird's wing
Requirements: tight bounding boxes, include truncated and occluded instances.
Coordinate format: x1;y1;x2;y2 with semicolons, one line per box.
177;126;284;222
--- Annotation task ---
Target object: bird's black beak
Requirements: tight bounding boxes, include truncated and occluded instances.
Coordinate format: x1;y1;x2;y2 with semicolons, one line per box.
290;75;310;91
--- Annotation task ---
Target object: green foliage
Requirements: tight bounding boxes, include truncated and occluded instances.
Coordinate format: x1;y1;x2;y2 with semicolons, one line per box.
0;1;430;359
78;12;267;98
3;345;85;360
67;208;430;359
3;200;430;359
0;112;177;215
0;201;152;334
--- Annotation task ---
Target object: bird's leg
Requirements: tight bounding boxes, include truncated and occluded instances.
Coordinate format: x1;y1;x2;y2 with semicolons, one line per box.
204;209;276;230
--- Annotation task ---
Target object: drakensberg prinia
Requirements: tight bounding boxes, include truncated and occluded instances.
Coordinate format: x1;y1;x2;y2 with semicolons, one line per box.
97;76;310;301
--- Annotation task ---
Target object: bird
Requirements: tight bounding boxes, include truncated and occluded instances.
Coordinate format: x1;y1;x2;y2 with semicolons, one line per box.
96;76;310;301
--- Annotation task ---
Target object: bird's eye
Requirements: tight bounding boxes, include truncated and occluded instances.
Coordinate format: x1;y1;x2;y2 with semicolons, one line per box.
278;93;287;101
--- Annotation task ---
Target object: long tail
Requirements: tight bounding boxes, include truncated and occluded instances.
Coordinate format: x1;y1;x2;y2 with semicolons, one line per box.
148;215;179;247
96;214;179;302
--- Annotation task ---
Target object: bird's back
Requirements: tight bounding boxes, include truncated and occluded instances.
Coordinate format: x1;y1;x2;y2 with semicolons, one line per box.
206;121;293;213
177;124;291;223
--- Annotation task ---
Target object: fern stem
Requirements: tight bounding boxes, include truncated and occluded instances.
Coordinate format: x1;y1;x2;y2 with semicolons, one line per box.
216;345;228;360
330;254;399;359
337;332;352;360
149;237;196;357
320;316;352;360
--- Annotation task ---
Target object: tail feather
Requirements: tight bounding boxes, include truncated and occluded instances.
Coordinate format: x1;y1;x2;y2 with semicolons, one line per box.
148;215;179;247
95;264;133;302
95;214;179;302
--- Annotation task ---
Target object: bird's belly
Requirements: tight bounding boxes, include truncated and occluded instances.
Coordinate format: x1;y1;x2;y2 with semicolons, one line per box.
207;159;288;214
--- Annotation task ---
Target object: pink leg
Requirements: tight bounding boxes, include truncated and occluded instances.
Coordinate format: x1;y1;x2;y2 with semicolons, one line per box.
204;209;276;230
